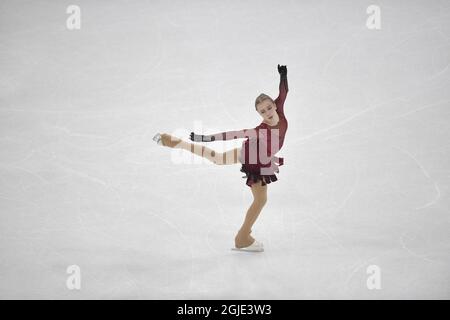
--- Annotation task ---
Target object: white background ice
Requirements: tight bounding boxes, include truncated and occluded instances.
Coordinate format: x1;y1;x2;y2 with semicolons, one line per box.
0;0;449;299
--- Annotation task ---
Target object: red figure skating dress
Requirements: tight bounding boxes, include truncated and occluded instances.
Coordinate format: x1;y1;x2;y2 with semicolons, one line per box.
208;73;289;187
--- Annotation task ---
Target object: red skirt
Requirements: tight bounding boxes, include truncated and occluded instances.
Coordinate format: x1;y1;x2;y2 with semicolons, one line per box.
240;157;284;187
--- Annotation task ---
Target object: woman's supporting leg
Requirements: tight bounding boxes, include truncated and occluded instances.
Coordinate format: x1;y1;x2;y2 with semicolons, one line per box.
235;180;267;248
159;134;264;248
160;133;240;165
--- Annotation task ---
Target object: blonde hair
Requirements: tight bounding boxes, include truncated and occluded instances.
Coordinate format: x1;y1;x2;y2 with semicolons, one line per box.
255;93;274;110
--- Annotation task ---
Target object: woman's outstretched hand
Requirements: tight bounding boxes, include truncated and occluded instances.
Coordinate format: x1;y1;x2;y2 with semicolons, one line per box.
190;132;203;142
190;132;215;142
278;64;287;76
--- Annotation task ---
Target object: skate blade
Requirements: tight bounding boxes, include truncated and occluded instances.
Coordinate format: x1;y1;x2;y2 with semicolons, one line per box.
152;133;162;145
231;241;264;252
231;247;264;252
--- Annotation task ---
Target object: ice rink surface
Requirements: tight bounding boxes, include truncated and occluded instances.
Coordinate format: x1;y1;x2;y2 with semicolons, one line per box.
0;0;449;299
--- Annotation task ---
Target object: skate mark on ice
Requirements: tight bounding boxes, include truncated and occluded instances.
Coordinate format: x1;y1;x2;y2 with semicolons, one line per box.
393;146;441;210
399;232;436;263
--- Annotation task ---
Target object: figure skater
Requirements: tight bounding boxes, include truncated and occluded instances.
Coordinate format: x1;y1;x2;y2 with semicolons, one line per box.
153;64;289;252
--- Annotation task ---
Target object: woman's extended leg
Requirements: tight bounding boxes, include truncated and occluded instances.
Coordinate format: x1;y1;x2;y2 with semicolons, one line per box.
159;133;240;165
235;179;267;248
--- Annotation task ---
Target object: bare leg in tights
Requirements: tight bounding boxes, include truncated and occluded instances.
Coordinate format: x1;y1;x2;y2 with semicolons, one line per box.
159;133;240;165
159;133;265;248
234;179;267;248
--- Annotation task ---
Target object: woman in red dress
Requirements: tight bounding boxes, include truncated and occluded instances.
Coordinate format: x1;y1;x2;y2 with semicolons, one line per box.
154;64;289;252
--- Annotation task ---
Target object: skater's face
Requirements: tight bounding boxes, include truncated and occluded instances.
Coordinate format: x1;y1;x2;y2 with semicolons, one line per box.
256;100;277;122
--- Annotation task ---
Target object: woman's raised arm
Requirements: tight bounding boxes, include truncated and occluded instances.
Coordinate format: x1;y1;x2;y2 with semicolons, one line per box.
275;64;289;114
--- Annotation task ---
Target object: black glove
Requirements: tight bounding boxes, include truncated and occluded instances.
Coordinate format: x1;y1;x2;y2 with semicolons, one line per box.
278;64;287;76
190;132;215;142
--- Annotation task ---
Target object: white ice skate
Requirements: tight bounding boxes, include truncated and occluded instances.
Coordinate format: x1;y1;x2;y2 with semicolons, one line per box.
231;240;264;252
153;133;163;145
